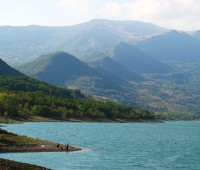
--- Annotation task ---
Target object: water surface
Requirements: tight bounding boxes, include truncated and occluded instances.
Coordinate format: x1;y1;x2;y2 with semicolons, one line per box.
0;121;199;170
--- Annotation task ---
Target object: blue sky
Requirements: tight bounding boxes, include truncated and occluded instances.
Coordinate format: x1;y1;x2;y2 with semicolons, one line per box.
0;0;200;31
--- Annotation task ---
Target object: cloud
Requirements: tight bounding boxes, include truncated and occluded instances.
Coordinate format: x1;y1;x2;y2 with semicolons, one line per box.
100;2;123;18
2;0;199;30
59;0;90;11
58;0;200;30
58;0;98;24
98;0;200;30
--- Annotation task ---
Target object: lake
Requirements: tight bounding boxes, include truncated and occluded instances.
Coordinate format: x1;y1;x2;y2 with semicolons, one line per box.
0;121;200;170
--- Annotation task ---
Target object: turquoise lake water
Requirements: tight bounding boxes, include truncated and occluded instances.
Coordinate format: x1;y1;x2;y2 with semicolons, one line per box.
0;121;200;170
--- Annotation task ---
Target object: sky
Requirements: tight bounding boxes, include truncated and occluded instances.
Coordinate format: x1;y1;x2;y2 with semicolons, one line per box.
0;0;200;31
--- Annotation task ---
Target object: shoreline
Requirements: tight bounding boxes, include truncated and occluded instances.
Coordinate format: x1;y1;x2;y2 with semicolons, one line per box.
0;116;164;124
0;128;81;153
0;143;81;153
0;128;81;169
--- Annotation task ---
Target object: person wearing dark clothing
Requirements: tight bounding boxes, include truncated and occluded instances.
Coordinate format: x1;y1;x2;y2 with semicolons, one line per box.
66;144;69;150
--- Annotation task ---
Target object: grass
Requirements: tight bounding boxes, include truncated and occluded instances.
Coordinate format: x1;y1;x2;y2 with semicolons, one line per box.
0;128;44;147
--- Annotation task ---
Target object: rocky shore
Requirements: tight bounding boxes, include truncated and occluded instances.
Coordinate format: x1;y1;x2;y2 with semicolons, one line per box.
0;142;81;153
0;128;81;153
0;128;81;169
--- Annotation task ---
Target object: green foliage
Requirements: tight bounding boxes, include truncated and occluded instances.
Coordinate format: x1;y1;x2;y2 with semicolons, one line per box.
0;128;45;146
0;70;155;121
0;76;84;98
0;90;155;121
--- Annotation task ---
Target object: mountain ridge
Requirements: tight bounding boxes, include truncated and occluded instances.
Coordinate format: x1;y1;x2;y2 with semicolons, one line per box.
137;30;200;62
109;42;172;74
0;19;168;65
19;51;97;86
18;51;133;92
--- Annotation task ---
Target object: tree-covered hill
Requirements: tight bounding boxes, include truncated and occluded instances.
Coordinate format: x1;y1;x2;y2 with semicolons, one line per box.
0;76;83;98
17;51;199;120
0;58;155;121
0;90;155;121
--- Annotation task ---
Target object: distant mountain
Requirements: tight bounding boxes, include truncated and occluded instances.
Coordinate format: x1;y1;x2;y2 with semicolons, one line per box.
0;19;167;65
19;51;97;86
109;42;171;74
137;30;200;62
0;58;23;76
192;30;200;42
18;51;131;93
61;19;167;57
1;59;152;122
84;53;143;82
17;51;200;118
0;58;83;98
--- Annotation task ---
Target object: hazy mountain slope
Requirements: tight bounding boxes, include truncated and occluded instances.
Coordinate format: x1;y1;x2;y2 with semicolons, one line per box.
0;58;23;76
0;19;167;65
137;30;200;62
19;51;98;86
18;51;129;92
0;58;154;121
192;30;200;42
60;19;167;56
17;51;200;118
84;53;143;82
0;58;83;98
109;42;171;74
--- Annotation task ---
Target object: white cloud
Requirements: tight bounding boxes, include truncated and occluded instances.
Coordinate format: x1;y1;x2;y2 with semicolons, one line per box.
98;0;200;30
59;0;90;11
1;0;200;30
58;0;97;25
100;2;123;18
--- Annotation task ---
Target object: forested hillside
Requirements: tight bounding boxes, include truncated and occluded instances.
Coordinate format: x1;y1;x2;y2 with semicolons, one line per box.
0;59;155;122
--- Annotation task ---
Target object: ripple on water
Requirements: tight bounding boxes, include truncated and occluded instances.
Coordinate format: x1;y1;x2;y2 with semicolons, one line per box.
0;121;200;170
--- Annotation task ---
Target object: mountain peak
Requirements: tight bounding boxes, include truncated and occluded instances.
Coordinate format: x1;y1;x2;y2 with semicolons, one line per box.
164;30;191;38
110;42;171;74
137;29;200;61
19;51;95;86
38;51;77;61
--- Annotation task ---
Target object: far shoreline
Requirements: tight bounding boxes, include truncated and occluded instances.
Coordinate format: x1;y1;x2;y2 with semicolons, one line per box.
0;116;164;124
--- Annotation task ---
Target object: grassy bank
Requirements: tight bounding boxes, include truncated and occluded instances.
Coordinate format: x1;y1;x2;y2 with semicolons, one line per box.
0;128;81;153
0;127;81;169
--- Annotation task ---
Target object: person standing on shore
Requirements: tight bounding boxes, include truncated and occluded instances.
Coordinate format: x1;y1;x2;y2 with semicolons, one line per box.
66;144;69;151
